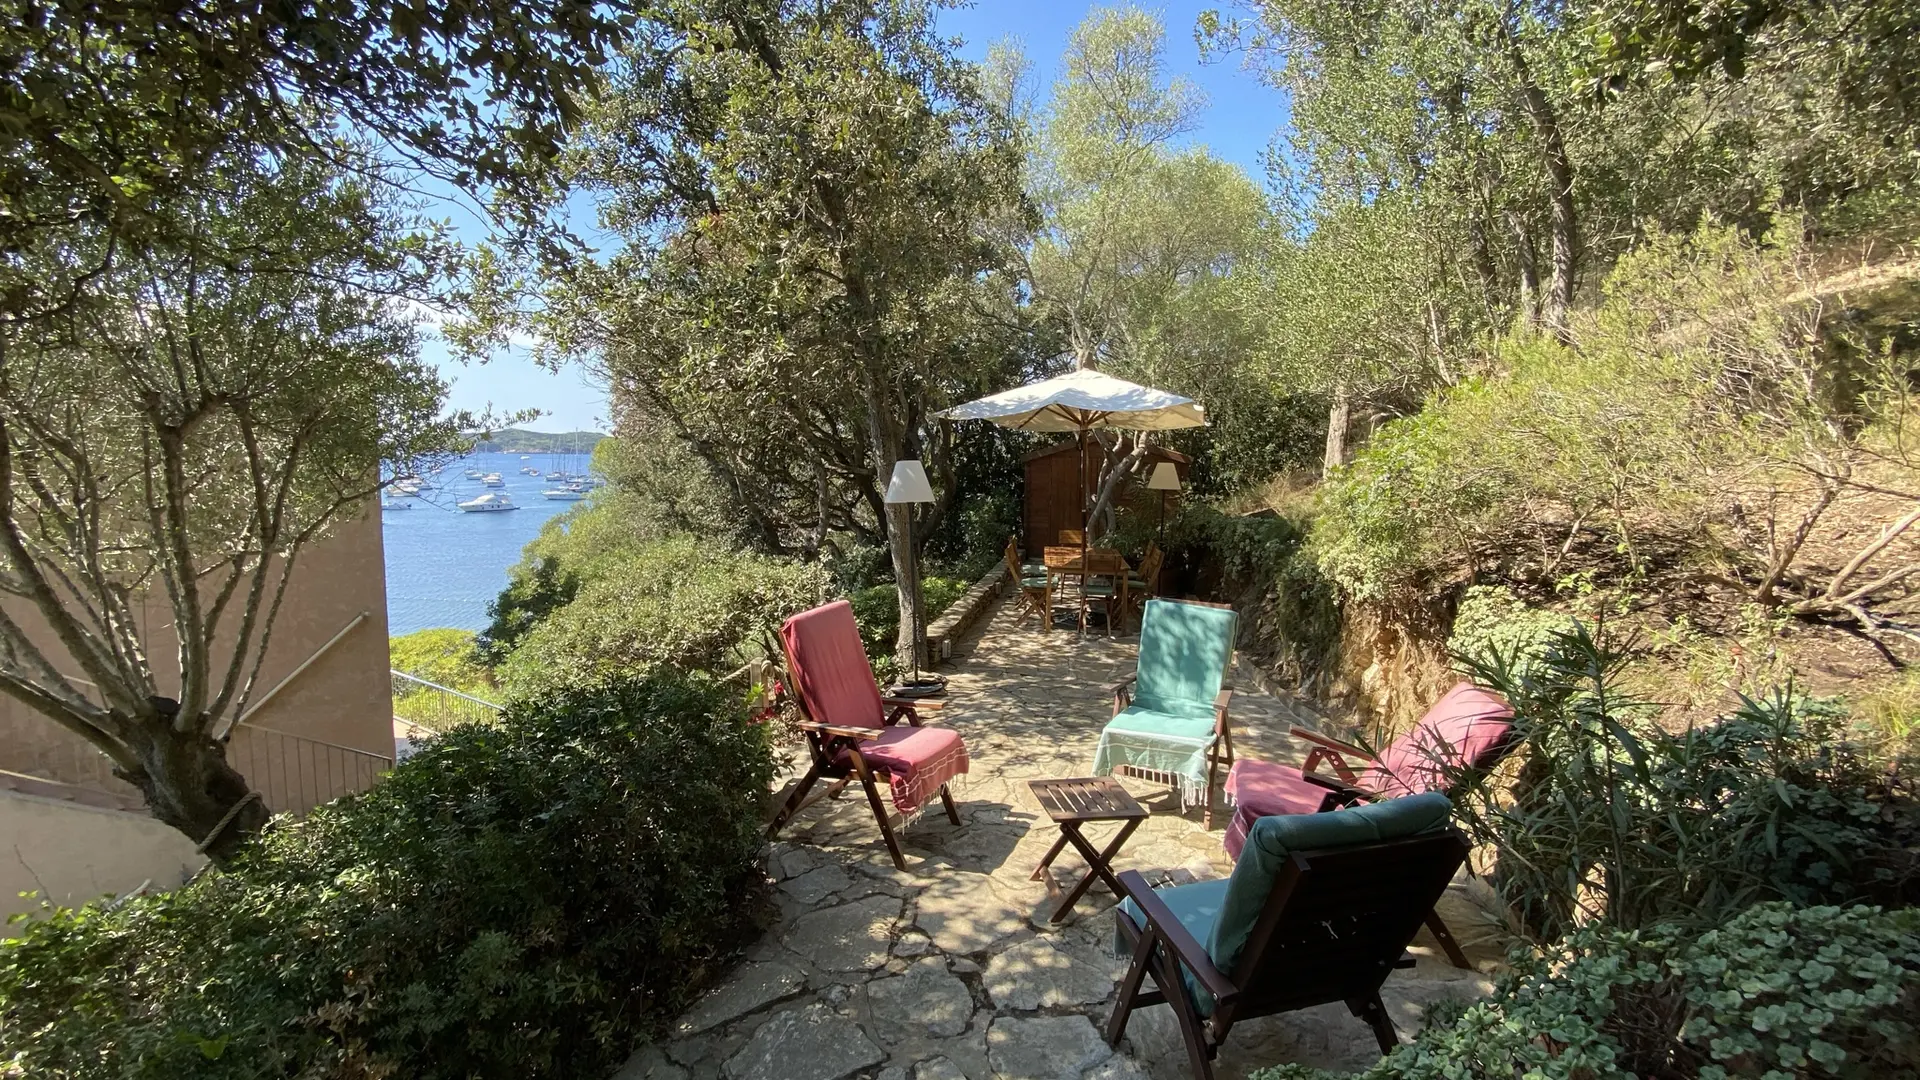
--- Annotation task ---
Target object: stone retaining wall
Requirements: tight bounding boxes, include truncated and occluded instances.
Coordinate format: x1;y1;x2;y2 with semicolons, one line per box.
926;564;1007;661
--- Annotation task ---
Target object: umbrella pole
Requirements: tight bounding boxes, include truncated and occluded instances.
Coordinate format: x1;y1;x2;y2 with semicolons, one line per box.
1078;427;1089;637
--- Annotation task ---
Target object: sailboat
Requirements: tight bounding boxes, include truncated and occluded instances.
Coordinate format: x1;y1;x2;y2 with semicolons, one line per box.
481;473;505;487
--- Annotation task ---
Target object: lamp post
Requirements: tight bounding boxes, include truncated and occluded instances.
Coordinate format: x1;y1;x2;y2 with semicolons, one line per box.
884;460;944;696
1147;461;1181;546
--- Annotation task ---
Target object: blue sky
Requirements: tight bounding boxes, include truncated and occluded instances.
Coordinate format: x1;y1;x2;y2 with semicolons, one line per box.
427;2;1289;433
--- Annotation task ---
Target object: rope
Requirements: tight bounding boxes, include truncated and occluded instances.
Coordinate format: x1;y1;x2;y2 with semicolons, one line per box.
195;790;263;855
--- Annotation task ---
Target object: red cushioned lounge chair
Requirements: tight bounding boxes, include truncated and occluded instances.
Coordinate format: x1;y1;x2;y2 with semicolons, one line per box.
1220;682;1514;968
768;600;969;870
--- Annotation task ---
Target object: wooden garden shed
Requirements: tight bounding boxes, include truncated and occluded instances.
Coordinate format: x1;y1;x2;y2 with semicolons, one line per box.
1020;440;1189;554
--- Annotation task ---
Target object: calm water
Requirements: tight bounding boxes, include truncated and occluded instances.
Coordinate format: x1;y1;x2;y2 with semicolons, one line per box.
381;452;588;636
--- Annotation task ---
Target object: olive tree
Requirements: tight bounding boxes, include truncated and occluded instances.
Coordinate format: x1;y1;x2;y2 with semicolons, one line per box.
0;151;464;859
463;0;1029;671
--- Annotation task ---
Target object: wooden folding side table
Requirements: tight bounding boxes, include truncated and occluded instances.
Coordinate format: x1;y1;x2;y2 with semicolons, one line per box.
1027;776;1150;923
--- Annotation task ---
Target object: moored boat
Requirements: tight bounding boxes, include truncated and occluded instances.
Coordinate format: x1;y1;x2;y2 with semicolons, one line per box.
457;492;520;513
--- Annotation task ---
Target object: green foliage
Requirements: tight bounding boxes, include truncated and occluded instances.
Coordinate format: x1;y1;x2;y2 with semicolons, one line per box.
1157;504;1342;689
390;629;501;731
1445;585;1568;679
1456;621;1903;942
0;0;621;325
1311;226;1904;604
0;673;775;1079
850;577;970;681
1252;902;1920;1080
461;0;1030;576
389;629;492;690
478;555;581;665
497;537;829;702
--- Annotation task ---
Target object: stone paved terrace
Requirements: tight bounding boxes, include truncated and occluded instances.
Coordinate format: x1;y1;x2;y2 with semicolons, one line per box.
615;597;1508;1080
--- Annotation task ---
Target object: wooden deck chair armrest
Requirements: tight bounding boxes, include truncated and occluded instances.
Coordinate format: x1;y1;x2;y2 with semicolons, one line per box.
881;696;943;711
1109;672;1138;714
1113;871;1240;1006
793;721;885;742
881;697;942;726
1288;726;1370;780
1299;769;1386;805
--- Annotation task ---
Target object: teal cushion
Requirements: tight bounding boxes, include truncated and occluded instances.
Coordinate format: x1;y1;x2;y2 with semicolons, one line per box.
1083;582;1118;597
1135;599;1236;714
1117;878;1230;1017
1019;575;1050;588
1104;706;1215;740
1206;793;1454;977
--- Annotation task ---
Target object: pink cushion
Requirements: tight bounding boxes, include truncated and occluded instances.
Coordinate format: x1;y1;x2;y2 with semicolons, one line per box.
1222;759;1340;862
781;600;885;729
1360;683;1514;798
835;725;970;815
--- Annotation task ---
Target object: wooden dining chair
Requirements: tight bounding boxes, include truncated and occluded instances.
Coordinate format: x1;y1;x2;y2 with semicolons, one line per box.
1004;536;1052;630
1081;548;1129;636
1127;545;1165;626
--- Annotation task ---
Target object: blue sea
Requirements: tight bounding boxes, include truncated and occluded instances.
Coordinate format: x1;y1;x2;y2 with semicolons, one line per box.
381;452;588;636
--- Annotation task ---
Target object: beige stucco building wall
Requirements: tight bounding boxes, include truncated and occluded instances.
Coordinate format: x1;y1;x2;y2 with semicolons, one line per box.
0;502;394;923
1;789;206;936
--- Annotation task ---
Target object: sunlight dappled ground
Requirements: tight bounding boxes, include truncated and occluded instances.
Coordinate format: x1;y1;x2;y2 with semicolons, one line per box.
615;595;1508;1080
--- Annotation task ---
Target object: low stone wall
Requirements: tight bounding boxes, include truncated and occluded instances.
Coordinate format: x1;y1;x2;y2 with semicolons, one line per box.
927;563;1007;661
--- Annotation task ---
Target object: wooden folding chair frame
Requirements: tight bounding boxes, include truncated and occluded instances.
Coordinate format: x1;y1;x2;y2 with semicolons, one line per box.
1107;829;1472;1080
1107;598;1236;828
765;686;962;871
1284;723;1518;969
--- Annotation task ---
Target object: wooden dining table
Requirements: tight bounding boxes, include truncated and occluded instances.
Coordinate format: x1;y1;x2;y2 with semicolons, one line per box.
1041;547;1133;634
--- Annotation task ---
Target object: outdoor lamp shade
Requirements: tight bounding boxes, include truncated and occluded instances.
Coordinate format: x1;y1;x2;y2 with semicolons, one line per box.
1147;462;1182;491
884;460;936;504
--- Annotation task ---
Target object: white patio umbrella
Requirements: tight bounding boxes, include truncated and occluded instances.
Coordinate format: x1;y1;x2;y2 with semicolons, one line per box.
939;367;1206;626
937;367;1207;433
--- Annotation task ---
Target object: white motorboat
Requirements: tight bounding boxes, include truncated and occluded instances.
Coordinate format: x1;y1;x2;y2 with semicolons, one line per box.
542;485;589;501
458;493;519;513
393;480;422;496
520;466;542;476
481;473;505;487
464;468;485;479
381;499;413;511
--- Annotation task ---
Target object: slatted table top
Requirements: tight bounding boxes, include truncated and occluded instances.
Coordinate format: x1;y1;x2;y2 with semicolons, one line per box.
1028;776;1149;824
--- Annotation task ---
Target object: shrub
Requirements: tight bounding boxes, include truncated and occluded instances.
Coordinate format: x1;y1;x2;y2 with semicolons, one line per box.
476;554;580;664
1251;902;1920;1080
0;673;775;1080
1151;503;1341;690
1444;585;1568;679
496;536;829;702
390;627;493;688
1454;621;1906;941
850;577;970;680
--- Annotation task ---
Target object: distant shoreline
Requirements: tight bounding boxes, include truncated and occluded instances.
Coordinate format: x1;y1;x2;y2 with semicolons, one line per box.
469;429;606;455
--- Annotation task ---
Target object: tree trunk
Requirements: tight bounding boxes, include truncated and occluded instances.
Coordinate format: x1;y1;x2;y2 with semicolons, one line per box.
1500;23;1576;337
1085;432;1148;541
1323;384;1352;478
1507;210;1541;329
120;718;269;863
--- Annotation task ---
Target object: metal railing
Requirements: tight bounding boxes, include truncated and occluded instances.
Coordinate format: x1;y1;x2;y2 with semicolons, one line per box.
0;716;391;819
226;722;393;817
390;670;504;733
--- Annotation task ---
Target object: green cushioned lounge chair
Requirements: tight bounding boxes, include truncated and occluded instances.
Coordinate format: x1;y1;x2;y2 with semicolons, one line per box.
1108;793;1469;1079
1092;598;1238;825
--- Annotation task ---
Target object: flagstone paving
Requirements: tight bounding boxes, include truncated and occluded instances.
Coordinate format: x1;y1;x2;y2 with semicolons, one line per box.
614;598;1509;1080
